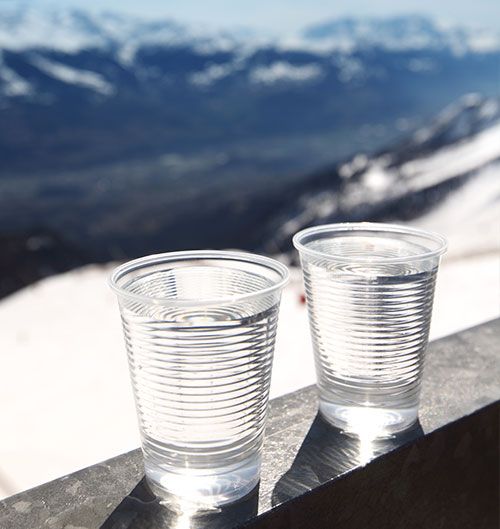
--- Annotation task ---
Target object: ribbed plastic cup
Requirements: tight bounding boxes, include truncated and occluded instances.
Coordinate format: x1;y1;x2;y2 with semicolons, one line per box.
109;251;289;510
293;223;447;437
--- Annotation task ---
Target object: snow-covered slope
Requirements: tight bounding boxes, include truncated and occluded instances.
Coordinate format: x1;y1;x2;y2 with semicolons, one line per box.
267;94;500;260
395;93;500;155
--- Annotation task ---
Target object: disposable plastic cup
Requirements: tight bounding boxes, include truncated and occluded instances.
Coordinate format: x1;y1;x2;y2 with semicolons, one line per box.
109;250;289;509
293;223;447;436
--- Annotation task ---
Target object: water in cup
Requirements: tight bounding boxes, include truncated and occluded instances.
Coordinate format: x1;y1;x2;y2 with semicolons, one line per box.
294;225;446;437
111;253;288;509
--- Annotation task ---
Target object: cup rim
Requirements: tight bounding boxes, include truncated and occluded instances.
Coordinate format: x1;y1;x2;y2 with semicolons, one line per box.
293;222;447;264
109;250;289;307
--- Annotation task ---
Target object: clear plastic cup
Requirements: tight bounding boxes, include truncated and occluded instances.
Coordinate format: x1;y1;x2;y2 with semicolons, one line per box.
293;223;447;437
109;250;289;509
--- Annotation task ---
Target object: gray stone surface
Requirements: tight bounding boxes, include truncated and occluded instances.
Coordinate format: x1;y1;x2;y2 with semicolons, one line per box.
1;319;499;529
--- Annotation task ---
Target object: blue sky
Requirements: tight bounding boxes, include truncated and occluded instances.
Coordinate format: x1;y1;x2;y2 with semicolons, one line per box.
2;0;500;32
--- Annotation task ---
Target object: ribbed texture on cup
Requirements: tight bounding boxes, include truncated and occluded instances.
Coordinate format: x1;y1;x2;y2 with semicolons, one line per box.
302;260;437;414
122;304;279;473
110;252;288;505
115;264;283;497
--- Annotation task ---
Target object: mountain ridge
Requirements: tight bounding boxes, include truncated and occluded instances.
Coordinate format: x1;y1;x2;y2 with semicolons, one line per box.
1;7;498;176
1;8;499;106
1;7;499;55
261;94;500;255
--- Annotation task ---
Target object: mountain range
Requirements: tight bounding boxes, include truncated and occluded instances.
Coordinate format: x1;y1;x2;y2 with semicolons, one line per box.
0;6;499;298
0;7;498;172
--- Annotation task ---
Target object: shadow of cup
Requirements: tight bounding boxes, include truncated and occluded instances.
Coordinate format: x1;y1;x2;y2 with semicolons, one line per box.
272;413;423;506
101;477;259;529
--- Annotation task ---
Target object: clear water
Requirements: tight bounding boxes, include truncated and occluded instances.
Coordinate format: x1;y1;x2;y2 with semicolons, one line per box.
118;266;281;508
301;235;439;436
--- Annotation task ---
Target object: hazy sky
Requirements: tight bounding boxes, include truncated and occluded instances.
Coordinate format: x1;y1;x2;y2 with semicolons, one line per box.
2;0;500;32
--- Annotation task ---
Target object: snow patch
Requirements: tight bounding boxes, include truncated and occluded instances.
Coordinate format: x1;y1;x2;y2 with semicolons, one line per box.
332;54;365;83
407;58;437;73
0;54;32;96
190;62;238;87
250;61;323;85
479;99;500;120
339;153;369;179
466;30;500;52
362;163;395;190
30;56;115;96
413;93;498;145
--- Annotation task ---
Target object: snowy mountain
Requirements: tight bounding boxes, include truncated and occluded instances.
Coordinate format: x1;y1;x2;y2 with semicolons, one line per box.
0;6;498;101
263;94;500;259
0;6;250;66
1;7;500;56
0;7;499;297
0;6;498;174
1;7;499;106
302;16;500;53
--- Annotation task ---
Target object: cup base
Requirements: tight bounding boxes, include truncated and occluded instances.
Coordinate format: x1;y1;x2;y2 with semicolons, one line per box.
145;454;261;511
319;401;418;437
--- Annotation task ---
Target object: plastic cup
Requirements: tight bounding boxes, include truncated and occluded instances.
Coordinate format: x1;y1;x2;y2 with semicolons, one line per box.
109;250;289;509
293;223;447;436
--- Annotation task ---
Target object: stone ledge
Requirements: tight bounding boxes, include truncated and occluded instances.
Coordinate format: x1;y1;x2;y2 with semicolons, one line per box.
1;319;499;529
